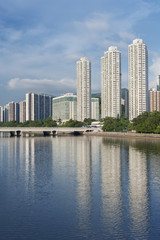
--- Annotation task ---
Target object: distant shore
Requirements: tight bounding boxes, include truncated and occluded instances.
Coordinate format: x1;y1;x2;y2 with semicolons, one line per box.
84;131;160;139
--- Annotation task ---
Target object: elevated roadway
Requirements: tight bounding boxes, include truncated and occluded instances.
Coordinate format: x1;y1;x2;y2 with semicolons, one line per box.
0;127;99;136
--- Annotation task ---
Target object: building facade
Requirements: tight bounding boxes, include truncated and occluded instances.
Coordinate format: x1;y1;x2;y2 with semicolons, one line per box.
150;89;160;112
39;94;52;120
0;106;3;122
19;100;26;123
26;92;39;121
124;89;129;119
3;104;9;122
26;92;52;121
52;93;77;121
91;98;99;120
101;46;121;118
8;102;19;122
157;75;160;91
77;57;91;121
129;39;148;120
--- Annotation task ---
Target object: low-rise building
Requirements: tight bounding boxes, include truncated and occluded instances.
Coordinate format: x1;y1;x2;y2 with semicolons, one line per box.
91;98;99;120
52;93;77;121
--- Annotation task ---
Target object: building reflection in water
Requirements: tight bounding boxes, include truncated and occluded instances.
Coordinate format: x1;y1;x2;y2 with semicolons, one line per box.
24;138;35;193
101;139;122;236
76;136;92;233
51;136;77;183
128;145;149;238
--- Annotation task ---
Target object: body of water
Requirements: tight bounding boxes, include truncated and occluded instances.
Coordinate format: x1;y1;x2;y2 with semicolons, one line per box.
0;135;160;239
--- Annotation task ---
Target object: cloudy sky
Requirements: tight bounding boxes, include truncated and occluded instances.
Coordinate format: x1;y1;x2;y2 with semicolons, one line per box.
0;0;160;105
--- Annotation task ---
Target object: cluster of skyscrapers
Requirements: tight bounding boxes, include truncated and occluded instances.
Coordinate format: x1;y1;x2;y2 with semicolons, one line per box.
0;38;160;124
0;93;53;123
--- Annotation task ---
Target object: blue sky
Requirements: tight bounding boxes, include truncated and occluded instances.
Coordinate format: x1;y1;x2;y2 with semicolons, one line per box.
0;0;160;105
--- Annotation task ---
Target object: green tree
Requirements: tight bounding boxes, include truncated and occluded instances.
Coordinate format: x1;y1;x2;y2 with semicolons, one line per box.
83;118;96;126
62;119;83;127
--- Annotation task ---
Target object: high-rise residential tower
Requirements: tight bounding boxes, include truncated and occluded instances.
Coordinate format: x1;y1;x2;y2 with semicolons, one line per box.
0;106;3;122
101;46;121;118
129;39;148;120
150;88;160;112
26;92;53;121
26;92;39;121
8;102;19;122
77;57;91;121
157;75;160;91
19;100;26;123
3;104;9;122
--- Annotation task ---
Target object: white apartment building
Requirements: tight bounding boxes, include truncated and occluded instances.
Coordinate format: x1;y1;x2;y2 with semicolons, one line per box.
52;93;77;121
26;92;39;121
0;106;3;122
91;98;99;120
77;57;91;121
19;100;26;123
129;39;148;120
101;46;121;118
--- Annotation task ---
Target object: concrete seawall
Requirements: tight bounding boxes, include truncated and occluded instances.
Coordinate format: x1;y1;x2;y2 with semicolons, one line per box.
84;131;160;139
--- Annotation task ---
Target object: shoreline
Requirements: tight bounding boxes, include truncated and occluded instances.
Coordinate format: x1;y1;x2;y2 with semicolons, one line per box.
83;131;160;139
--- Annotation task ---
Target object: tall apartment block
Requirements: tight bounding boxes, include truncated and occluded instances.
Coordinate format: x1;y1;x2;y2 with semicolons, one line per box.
8;102;19;122
101;46;121;118
26;92;39;121
129;39;148;120
150;89;160;112
26;92;52;121
91;98;99;120
52;93;77;121
19;100;26;123
77;57;91;121
157;75;160;91
39;94;52;119
0;106;3;122
3;104;9;122
124;89;129;119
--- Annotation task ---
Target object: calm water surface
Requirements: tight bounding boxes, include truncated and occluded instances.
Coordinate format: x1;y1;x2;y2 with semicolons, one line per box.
0;135;160;240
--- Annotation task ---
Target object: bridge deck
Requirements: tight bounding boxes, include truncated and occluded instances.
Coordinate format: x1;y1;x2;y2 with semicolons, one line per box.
0;127;91;132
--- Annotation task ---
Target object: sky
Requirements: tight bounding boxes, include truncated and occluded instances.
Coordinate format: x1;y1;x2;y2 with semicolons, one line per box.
0;0;160;105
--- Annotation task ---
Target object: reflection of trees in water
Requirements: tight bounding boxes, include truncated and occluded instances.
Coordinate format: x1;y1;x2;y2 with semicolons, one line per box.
102;137;160;156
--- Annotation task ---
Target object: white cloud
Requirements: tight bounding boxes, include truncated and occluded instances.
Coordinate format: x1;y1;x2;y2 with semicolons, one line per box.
149;55;160;88
150;57;160;77
0;0;159;100
8;78;76;95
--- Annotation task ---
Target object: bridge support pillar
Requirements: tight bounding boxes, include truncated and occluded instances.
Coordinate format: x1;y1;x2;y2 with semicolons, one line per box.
52;131;57;136
10;131;16;137
43;131;51;136
16;131;21;137
10;131;21;137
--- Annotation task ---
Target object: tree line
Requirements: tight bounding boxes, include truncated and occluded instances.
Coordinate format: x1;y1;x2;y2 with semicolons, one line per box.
1;111;160;133
102;111;160;133
0;117;95;128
